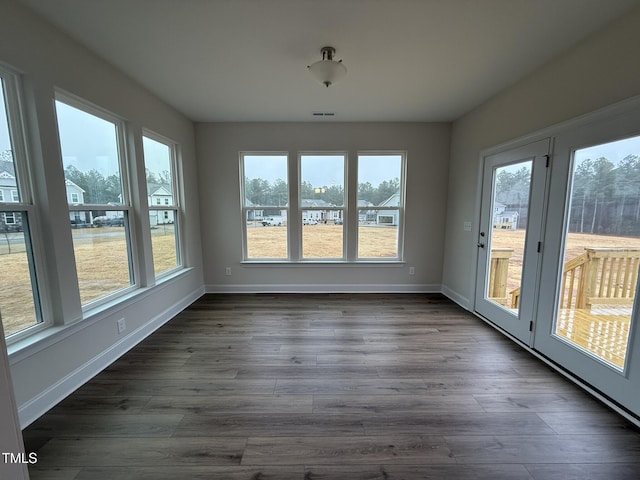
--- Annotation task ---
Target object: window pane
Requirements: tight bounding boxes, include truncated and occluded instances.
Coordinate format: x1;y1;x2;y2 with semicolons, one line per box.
143;135;179;275
0;212;40;336
150;218;178;275
302;210;343;258
1;74;41;337
553;135;640;369
300;154;345;259
0;80;21;203
71;210;132;305
243;155;288;259
358;154;403;258
56;98;134;305
55;100;123;205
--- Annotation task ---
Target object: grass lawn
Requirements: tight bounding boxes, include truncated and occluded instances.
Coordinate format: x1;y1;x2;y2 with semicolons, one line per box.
3;224;638;338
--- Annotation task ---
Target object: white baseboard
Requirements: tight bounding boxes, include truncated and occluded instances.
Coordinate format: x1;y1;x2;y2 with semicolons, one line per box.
206;283;442;294
17;286;203;428
440;285;471;310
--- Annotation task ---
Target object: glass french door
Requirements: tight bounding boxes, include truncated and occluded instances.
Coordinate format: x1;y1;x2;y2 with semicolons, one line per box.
535;112;640;414
475;139;550;344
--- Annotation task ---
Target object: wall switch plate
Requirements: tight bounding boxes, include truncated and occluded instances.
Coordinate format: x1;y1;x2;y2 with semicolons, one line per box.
463;221;472;231
225;267;232;276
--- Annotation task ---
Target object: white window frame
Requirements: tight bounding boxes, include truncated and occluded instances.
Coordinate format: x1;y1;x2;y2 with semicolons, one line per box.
299;152;347;261
10;190;18;202
356;151;407;261
239;150;406;263
142;129;183;278
1;65;49;342
240;152;290;261
54;91;138;310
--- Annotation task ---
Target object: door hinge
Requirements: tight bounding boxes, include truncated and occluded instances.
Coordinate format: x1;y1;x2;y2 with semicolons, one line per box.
529;321;534;332
544;154;550;167
537;241;542;253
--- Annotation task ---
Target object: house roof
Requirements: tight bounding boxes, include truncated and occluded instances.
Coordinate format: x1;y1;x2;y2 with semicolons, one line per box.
18;0;639;122
301;199;333;208
379;193;401;207
148;184;173;196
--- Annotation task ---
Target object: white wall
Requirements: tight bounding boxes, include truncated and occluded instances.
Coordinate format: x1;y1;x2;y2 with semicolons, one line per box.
196;122;450;292
0;0;204;426
442;5;640;308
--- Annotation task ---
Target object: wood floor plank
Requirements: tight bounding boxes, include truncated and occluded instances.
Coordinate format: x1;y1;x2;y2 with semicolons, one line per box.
361;412;555;436
22;293;640;479
34;437;246;467
472;393;604;413
112;378;276;396
143;394;313;414
302;464;535;480
68;466;304;480
446;434;640;464
525;464;640;480
241;435;453;465
22;413;183;438
312;394;484;414
275;378;430;395
174;413;367;437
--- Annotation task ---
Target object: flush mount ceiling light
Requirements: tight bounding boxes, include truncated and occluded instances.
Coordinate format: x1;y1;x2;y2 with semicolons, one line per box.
307;46;347;88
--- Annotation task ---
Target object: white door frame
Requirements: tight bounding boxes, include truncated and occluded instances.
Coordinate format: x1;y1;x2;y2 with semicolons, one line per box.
534;106;640;414
474;138;550;345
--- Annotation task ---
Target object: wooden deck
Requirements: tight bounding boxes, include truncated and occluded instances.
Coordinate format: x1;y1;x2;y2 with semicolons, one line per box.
556;307;632;369
22;293;640;479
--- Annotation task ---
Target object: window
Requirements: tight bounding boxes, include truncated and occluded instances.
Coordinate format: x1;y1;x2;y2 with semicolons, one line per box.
241;153;288;259
55;94;134;306
70;192;79;203
300;153;345;259
240;151;406;263
143;133;181;276
357;153;405;259
1;67;43;338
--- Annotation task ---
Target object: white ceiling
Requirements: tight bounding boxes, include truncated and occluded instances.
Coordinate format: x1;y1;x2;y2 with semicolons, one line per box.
19;0;640;122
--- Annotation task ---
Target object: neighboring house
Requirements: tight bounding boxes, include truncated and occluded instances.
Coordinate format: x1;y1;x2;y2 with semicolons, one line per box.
148;184;175;226
300;199;340;223
376;193;401;225
245;198;264;222
0;161;20;228
493;210;519;230
64;179;89;226
2;161;89;227
358;199;375;223
492;201;519;229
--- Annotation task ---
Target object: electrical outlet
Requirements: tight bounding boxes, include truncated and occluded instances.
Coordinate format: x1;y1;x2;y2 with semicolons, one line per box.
117;318;126;334
225;267;232;276
409;267;415;275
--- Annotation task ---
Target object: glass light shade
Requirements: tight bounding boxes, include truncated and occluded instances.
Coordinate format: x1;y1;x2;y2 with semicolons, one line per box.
308;60;347;87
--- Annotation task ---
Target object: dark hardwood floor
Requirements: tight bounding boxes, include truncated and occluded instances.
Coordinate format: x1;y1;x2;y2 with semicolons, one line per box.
23;293;640;479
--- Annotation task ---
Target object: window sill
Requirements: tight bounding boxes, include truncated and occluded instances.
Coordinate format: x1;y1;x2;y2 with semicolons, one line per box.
240;260;405;266
7;267;193;364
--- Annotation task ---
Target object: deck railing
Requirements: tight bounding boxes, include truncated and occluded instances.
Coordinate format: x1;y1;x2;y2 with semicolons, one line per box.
496;247;640;310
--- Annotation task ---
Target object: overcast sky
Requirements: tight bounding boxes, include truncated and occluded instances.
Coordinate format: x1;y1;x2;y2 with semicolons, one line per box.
574;135;640;166
244;153;403;187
